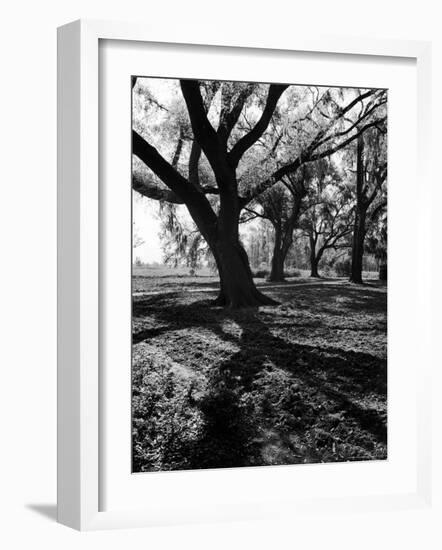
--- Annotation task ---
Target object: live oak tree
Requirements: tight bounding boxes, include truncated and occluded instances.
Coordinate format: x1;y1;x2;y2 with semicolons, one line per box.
243;172;307;282
133;78;288;307
261;177;306;282
298;160;353;278
132;78;387;307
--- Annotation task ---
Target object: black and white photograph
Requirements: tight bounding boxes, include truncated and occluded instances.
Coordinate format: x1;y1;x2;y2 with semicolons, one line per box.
131;76;387;473
4;1;440;544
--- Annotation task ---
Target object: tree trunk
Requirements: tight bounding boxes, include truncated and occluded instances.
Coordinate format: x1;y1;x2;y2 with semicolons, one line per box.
195;193;277;308
268;226;285;282
269;249;285;282
309;235;320;278
350;209;366;284
310;258;319;278
266;195;303;283
211;238;278;308
350;134;367;284
134;81;288;310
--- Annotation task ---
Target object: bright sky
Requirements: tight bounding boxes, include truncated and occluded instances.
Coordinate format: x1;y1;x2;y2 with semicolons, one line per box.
132;194;163;264
132;78;179;264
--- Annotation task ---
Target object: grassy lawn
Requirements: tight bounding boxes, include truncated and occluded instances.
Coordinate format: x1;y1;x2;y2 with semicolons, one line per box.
132;272;387;472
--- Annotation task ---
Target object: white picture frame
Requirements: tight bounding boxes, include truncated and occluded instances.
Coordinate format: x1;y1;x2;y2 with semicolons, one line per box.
57;19;432;531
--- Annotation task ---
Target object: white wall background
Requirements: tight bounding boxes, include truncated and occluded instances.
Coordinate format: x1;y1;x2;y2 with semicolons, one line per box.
0;1;440;548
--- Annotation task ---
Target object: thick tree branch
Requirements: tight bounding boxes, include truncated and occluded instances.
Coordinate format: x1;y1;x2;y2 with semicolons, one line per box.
133;131;220;203
187;83;223;190
133;129;220;240
133;168;219;203
132;170;184;204
188;140;202;187
241;157;302;205
171;128;185;168
179;80;223;171
132;130;195;202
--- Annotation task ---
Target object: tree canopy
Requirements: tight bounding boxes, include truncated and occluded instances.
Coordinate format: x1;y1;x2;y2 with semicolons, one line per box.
132;77;387;306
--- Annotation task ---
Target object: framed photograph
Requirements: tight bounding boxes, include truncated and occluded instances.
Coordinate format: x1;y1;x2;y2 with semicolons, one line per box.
57;19;432;530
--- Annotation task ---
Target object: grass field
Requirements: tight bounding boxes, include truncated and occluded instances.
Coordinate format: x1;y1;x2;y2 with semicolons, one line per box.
132;266;387;472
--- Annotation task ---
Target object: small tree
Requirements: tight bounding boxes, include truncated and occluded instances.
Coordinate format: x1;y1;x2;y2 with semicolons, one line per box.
299;160;353;277
243;174;306;282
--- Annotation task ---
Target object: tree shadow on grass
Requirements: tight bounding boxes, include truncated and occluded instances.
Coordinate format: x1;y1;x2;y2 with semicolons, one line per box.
180;309;387;469
223;310;386;430
271;282;387;315
195;317;382;467
133;278;386;321
132;281;387;470
132;293;242;345
132;280;386;347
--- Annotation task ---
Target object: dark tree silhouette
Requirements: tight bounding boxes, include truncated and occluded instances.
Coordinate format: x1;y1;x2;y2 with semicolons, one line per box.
133;79;288;307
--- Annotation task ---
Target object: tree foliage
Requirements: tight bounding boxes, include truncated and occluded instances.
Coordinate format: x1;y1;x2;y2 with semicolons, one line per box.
132;78;387;303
